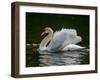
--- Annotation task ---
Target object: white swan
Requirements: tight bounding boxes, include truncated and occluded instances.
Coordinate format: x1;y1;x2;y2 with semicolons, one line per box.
39;27;85;52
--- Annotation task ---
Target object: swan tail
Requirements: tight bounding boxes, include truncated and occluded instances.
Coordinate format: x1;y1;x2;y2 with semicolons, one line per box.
63;44;86;51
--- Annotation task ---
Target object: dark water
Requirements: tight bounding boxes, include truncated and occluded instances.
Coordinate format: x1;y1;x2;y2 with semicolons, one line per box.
26;12;89;67
26;46;89;67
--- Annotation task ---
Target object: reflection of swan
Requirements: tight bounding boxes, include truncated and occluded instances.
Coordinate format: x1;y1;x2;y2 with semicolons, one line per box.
39;27;85;52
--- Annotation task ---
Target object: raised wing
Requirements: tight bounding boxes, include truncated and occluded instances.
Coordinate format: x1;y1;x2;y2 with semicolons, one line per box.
47;28;81;52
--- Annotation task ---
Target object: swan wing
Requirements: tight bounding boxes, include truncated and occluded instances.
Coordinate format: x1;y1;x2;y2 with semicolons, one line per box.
47;29;81;51
47;30;68;51
62;28;82;46
61;28;77;36
63;44;85;51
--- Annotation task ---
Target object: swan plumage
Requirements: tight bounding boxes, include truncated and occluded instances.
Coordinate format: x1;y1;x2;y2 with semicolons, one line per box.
63;44;85;51
39;27;85;52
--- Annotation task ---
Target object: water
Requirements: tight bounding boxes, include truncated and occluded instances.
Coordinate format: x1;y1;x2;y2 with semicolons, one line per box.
26;46;89;67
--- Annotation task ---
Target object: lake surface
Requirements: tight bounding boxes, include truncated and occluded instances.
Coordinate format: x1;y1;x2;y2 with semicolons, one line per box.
26;46;89;67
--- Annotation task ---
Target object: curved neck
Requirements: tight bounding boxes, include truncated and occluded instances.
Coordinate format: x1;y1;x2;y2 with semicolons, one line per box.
39;30;53;50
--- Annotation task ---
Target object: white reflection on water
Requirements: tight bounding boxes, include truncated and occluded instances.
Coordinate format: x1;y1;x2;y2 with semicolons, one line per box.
38;50;89;67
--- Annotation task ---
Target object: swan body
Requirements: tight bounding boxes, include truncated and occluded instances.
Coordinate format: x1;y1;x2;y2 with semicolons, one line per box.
39;27;85;52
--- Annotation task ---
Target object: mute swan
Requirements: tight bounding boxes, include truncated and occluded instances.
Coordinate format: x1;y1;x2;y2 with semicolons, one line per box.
39;27;85;52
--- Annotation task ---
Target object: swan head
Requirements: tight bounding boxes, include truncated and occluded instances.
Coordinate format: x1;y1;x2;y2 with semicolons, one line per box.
41;27;53;36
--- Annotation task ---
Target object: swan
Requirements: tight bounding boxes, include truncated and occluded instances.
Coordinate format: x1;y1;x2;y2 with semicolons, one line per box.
39;27;85;52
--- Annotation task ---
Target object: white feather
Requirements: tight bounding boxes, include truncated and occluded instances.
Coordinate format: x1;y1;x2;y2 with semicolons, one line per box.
47;29;82;51
39;27;84;52
63;44;85;51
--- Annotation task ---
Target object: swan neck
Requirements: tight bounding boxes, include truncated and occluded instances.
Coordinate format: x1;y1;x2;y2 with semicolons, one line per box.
39;30;53;50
